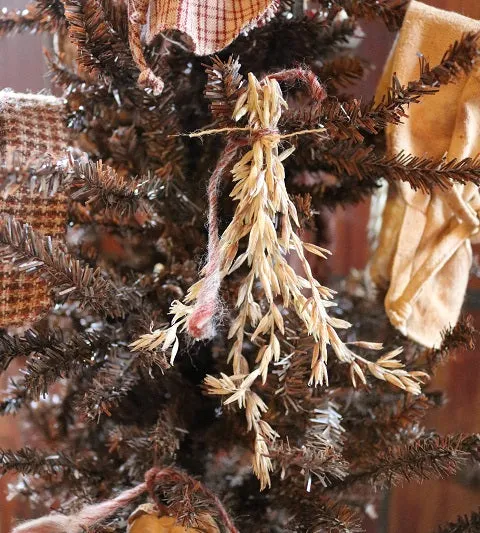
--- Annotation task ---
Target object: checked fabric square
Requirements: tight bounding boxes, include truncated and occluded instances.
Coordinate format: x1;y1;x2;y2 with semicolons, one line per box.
0;91;70;168
0;91;71;328
145;0;280;55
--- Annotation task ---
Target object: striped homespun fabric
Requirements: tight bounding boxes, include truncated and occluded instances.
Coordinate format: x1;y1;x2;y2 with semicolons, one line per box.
145;0;280;55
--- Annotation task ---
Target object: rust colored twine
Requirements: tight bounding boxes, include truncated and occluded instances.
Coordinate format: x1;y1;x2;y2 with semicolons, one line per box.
186;140;241;339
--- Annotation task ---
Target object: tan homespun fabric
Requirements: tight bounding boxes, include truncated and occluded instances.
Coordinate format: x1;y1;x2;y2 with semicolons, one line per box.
0;90;70;168
0;193;69;327
128;0;279;94
0;91;71;328
368;0;480;348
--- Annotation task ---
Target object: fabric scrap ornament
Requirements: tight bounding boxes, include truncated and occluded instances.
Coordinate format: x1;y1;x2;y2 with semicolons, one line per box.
132;69;427;489
128;0;279;95
0;91;71;328
128;504;220;533
0;91;71;167
369;0;480;348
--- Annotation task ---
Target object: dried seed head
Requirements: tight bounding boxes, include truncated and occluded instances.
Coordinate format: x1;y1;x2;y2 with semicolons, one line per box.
130;70;426;488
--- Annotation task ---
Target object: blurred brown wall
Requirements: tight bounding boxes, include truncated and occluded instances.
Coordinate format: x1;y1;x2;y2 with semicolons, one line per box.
0;2;47;531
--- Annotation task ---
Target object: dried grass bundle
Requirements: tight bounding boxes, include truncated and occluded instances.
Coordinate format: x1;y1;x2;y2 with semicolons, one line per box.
131;72;426;488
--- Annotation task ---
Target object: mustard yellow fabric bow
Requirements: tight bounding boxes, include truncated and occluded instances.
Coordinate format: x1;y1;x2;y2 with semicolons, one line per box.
369;0;480;348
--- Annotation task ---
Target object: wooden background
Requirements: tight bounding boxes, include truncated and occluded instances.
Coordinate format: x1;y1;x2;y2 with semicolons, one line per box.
0;1;479;532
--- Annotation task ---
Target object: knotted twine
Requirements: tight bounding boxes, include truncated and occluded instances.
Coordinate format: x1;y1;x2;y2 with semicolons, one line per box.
128;0;165;96
184;68;327;340
12;467;239;533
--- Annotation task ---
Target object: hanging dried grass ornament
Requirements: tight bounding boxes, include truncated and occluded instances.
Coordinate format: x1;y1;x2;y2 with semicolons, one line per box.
131;71;427;488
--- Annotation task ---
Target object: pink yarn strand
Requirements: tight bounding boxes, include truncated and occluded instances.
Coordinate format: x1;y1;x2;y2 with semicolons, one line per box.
186;141;239;340
12;467;238;533
12;483;147;533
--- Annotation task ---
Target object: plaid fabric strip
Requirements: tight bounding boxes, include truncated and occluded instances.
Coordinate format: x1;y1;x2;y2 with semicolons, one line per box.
0;92;70;328
0;193;69;328
0;91;71;168
0;267;53;327
0;193;68;239
146;0;280;55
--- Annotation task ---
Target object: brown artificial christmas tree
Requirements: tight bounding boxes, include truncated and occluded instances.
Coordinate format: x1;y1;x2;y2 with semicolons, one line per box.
0;1;479;532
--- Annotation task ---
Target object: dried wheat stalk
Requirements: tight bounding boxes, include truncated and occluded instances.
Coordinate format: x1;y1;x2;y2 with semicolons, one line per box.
131;72;427;488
